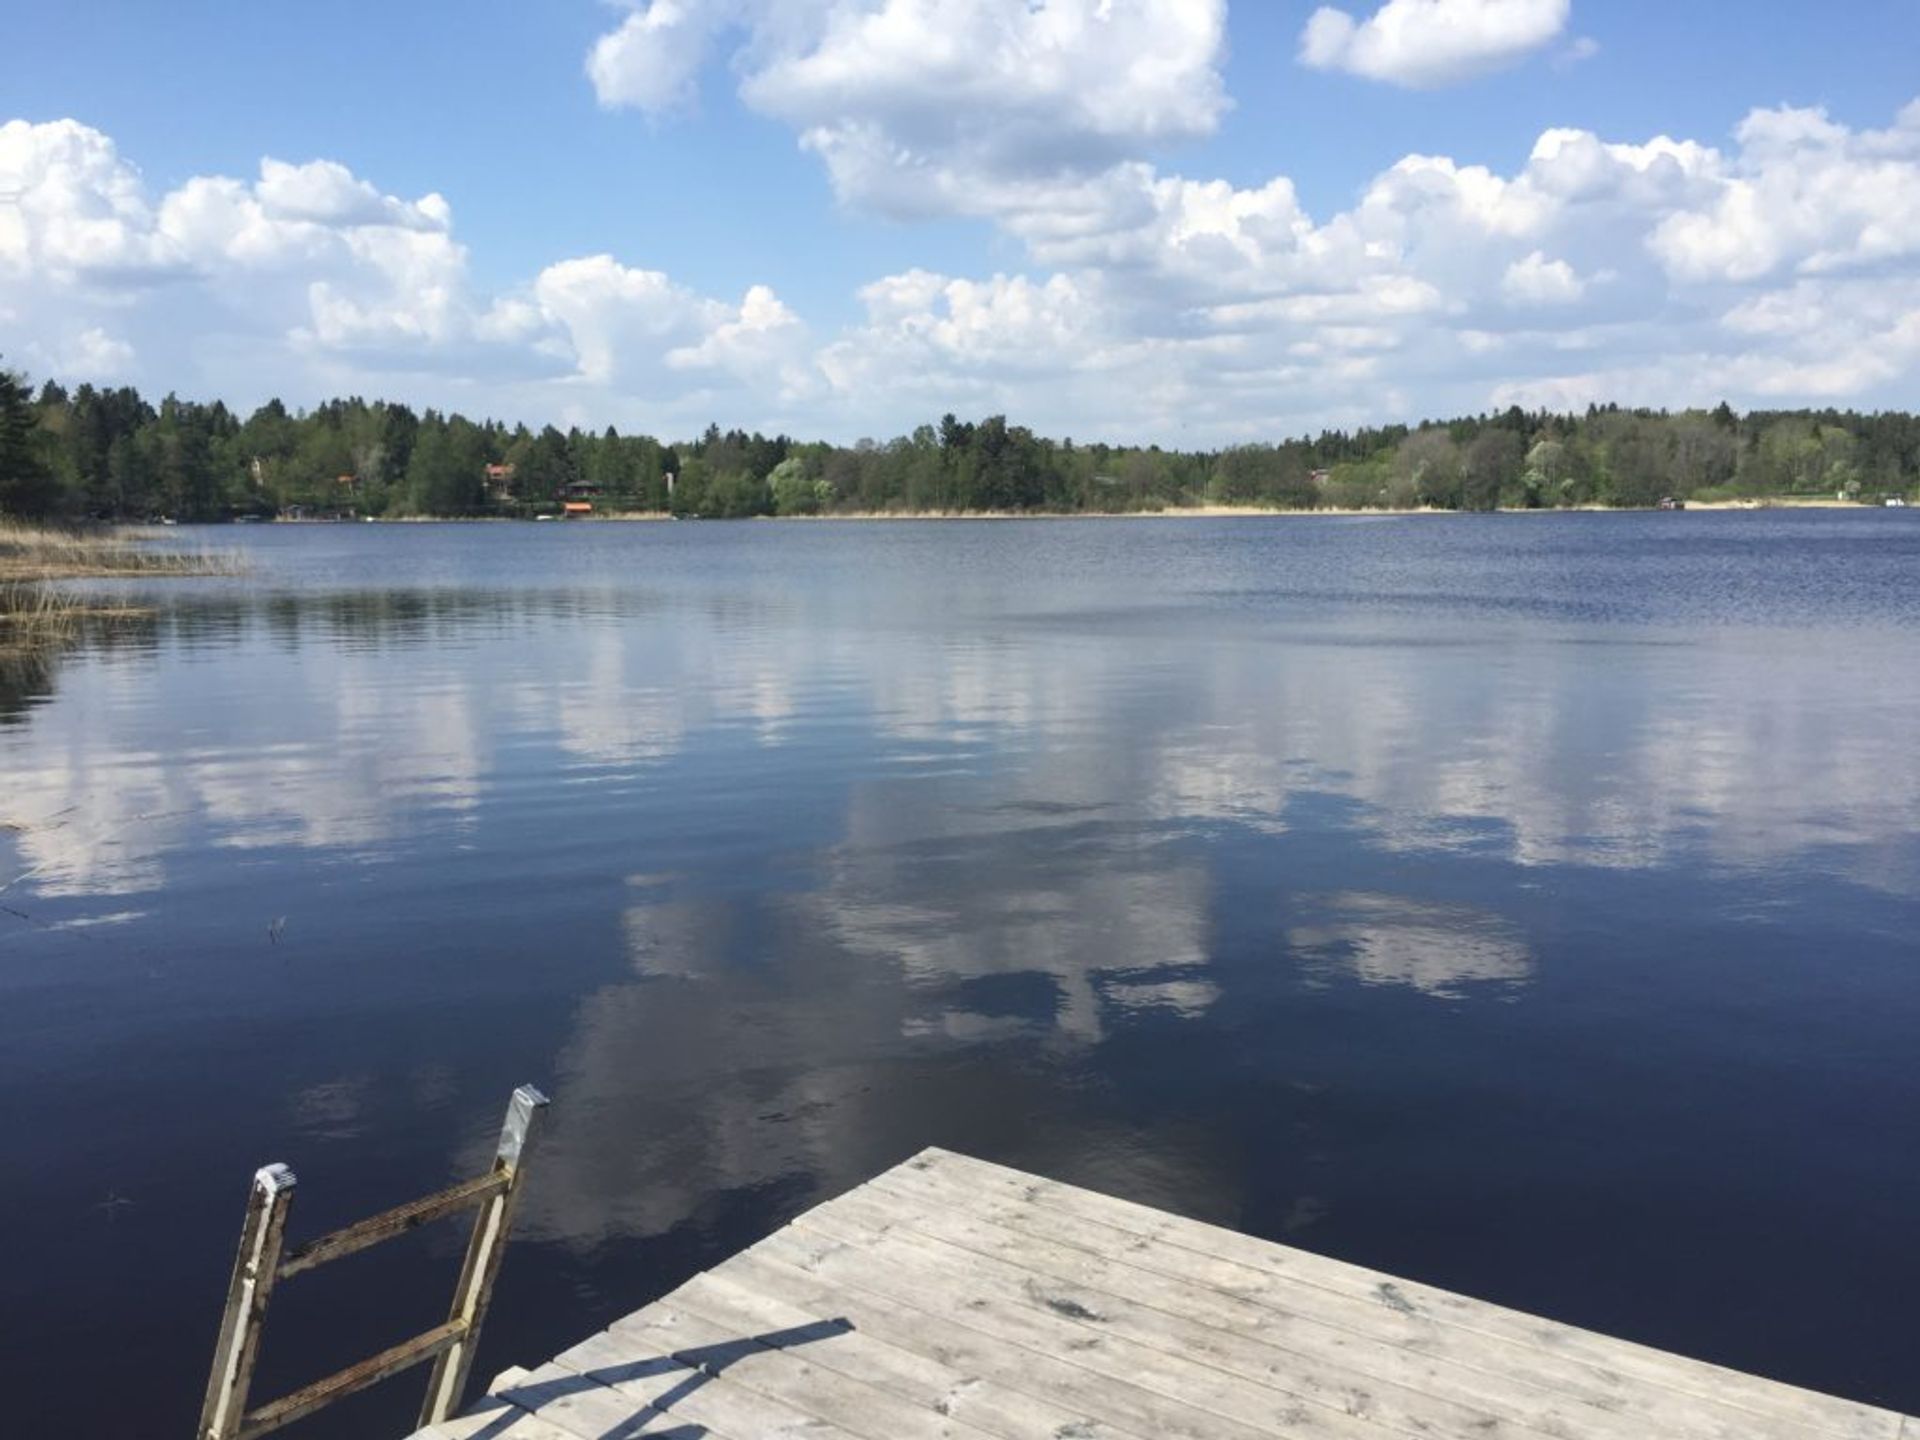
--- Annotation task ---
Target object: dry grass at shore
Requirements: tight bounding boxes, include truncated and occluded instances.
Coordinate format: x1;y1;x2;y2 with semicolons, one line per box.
0;524;233;673
0;579;151;648
0;580;81;641
0;522;244;582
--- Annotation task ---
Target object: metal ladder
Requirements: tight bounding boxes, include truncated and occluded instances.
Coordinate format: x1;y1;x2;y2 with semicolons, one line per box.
198;1084;550;1440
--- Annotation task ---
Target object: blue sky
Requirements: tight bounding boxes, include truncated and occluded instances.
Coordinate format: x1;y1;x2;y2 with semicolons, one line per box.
5;1;1920;443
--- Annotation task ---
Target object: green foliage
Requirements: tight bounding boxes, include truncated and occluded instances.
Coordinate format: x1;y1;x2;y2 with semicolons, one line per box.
1463;430;1524;511
403;415;489;515
1;362;61;517
1397;429;1463;508
768;456;829;515
5;374;1920;521
518;425;579;499
1209;445;1317;507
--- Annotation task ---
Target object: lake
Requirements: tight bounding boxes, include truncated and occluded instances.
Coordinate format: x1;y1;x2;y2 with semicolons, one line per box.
4;513;1919;1434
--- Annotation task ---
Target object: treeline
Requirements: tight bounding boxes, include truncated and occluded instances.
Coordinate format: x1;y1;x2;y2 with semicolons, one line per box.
3;364;1918;521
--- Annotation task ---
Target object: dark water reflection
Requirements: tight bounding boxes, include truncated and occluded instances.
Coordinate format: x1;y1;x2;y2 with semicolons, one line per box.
3;515;1919;1433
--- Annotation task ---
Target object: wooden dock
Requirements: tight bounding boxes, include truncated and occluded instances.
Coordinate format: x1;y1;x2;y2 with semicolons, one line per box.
414;1147;1913;1440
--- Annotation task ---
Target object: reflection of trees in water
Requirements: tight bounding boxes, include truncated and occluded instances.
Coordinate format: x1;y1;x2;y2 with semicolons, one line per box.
3;588;683;714
0;645;59;726
157;588;673;651
157;586;796;654
0;610;159;726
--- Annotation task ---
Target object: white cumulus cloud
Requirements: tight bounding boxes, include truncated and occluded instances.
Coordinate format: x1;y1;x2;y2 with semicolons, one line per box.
0;119;809;429
1300;0;1571;88
1649;104;1920;283
801;93;1920;438
0;118;169;279
587;0;1229;217
1502;251;1585;305
587;0;731;113
11;84;1920;446
60;325;135;378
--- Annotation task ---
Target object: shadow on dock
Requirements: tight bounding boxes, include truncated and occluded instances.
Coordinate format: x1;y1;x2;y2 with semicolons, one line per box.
485;1318;853;1439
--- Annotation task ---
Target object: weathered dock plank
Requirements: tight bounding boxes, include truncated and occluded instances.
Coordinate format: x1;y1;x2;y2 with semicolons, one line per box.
856;1160;1841;1440
550;1318;860;1437
665;1268;1126;1440
910;1149;1902;1440
801;1183;1710;1440
409;1147;1914;1440
721;1246;1257;1440
418;1370;578;1440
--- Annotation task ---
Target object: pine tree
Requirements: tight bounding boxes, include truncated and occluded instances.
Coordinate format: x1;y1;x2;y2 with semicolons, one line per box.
0;361;58;517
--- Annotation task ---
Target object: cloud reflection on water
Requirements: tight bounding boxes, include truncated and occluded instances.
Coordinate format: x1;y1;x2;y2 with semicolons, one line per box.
4;571;1917;909
7;522;1920;1428
1289;891;1534;998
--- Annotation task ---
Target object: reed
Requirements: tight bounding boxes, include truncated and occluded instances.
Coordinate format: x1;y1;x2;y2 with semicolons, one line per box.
0;521;244;582
0;580;82;641
0;523;228;672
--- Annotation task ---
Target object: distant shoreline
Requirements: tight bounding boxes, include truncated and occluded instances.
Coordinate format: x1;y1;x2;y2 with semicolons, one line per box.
314;496;1888;524
763;498;1876;519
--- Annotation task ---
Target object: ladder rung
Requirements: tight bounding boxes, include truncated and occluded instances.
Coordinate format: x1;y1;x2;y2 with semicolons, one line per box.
237;1319;467;1439
278;1171;508;1279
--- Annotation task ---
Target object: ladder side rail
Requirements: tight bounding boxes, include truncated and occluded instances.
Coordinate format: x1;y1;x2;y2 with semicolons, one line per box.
417;1083;550;1426
198;1164;298;1440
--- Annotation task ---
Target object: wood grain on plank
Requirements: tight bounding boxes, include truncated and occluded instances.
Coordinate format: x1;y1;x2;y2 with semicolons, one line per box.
668;1266;1130;1440
608;1294;1000;1440
497;1360;703;1439
723;1245;1269;1440
795;1194;1591;1440
759;1221;1438;1440
861;1160;1839;1440
552;1321;851;1438
908;1149;1903;1440
421;1388;582;1440
407;1147;1914;1440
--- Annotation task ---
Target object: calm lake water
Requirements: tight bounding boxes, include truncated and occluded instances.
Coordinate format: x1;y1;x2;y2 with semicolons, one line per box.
4;514;1919;1433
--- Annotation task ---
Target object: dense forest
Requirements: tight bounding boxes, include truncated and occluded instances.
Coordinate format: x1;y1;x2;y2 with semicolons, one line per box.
3;361;1917;521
